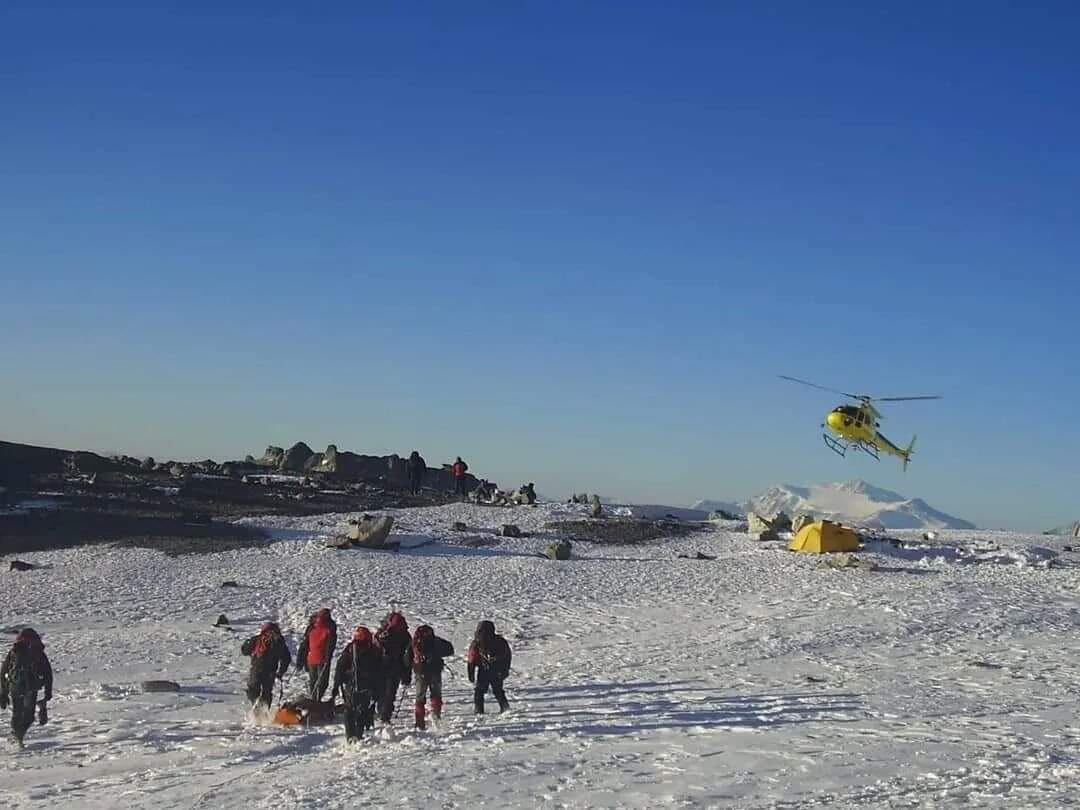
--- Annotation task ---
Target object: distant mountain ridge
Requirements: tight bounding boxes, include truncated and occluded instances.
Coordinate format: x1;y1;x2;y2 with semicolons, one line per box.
693;479;975;530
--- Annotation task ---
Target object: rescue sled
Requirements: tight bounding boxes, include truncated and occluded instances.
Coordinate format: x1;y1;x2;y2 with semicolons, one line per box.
272;697;342;727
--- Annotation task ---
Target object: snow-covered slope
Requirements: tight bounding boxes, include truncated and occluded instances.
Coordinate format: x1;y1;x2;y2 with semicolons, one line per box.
746;479;975;530
7;501;1080;808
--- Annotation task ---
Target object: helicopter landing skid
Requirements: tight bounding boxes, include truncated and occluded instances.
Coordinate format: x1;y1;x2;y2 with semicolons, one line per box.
823;433;880;461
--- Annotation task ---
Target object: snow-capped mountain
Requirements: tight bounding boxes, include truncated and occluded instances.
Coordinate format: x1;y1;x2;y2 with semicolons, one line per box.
689;498;743;516
744;479;975;530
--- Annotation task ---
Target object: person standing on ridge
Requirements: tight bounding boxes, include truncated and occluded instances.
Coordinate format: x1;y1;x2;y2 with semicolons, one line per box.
240;622;291;713
406;451;427;496
403;624;454;730
467;620;512;714
0;628;53;748
332;626;384;742
374;610;412;725
451;456;469;499
295;608;337;702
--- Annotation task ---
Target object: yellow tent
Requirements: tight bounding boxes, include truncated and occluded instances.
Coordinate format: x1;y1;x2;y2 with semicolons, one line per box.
788;520;860;554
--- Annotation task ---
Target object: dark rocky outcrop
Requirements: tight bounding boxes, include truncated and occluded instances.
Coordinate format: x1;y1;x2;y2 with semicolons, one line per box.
281;442;315;472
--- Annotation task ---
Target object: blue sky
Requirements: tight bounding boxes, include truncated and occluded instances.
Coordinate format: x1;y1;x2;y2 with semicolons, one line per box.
2;3;1078;529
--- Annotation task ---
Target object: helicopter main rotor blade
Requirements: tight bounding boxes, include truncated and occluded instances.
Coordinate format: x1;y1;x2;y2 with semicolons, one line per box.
778;375;859;399
874;395;943;402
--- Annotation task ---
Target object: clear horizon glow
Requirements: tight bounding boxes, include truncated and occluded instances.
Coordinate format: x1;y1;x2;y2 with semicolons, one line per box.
3;3;1078;531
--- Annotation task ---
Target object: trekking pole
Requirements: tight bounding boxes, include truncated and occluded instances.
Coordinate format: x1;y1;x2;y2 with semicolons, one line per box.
392;683;410;722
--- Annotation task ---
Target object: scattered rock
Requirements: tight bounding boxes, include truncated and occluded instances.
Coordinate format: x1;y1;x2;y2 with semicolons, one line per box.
804;675;827;684
221;581;240;588
771;511;793;532
257;446;285;467
169;463;186;479
590;495;603;519
9;560;36;572
969;660;1004;670
141;680;181;693
547;518;704;545
923;530;939;541
452;522;468;532
544;539;572;560
141;457;156;471
499;524;523;538
214;614;230;627
677;551;717;560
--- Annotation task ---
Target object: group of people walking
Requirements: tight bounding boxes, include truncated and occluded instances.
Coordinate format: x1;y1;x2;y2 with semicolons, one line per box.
240;609;512;742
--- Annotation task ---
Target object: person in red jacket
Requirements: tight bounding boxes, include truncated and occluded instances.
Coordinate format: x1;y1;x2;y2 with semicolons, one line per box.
451;457;469;499
403;624;454;730
467;620;511;714
295;608;337;702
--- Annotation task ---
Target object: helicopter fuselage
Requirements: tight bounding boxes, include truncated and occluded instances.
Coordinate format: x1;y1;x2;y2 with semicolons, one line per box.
824;404;910;463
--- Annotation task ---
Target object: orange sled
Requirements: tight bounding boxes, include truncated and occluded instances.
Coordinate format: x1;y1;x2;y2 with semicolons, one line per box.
273;698;341;727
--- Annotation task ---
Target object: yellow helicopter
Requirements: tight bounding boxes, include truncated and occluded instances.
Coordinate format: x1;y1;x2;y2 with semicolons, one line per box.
779;375;941;470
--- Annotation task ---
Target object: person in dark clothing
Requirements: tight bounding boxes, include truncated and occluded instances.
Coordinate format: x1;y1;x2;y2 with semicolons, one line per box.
374;611;411;724
467;620;512;714
240;622;291;712
451;457;469;499
0;628;53;748
295;608;337;702
403;624;454;729
332;626;384;742
406;451;427;496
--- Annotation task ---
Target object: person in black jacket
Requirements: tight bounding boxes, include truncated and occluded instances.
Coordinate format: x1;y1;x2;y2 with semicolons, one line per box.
406;451;427;496
240;622;291;712
374;611;411;724
0;628;53;748
403;624;454;730
467;620;512;714
332;626;384;741
295;608;337;702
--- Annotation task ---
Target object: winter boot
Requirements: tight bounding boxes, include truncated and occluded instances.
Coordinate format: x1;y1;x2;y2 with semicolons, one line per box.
431;698;443;721
498;697;510;713
414;702;426;731
474;696;485;715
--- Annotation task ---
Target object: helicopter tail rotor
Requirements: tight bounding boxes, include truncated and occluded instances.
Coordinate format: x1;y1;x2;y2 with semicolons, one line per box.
902;435;917;472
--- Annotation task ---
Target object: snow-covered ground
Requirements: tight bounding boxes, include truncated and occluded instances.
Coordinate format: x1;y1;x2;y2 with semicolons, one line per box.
4;501;1080;808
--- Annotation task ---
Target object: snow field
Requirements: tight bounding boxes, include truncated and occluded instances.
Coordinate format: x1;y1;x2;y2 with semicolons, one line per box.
3;501;1080;808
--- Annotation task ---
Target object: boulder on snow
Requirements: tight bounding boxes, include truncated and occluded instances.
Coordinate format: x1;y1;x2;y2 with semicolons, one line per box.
544;539;572;560
330;515;396;549
141;680;181;693
499;524;523;538
452;522;468;532
281;442;315;472
771;511;793;532
214;614;230;627
9;560;37;572
221;581;240;588
747;512;773;535
590;495;603;519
